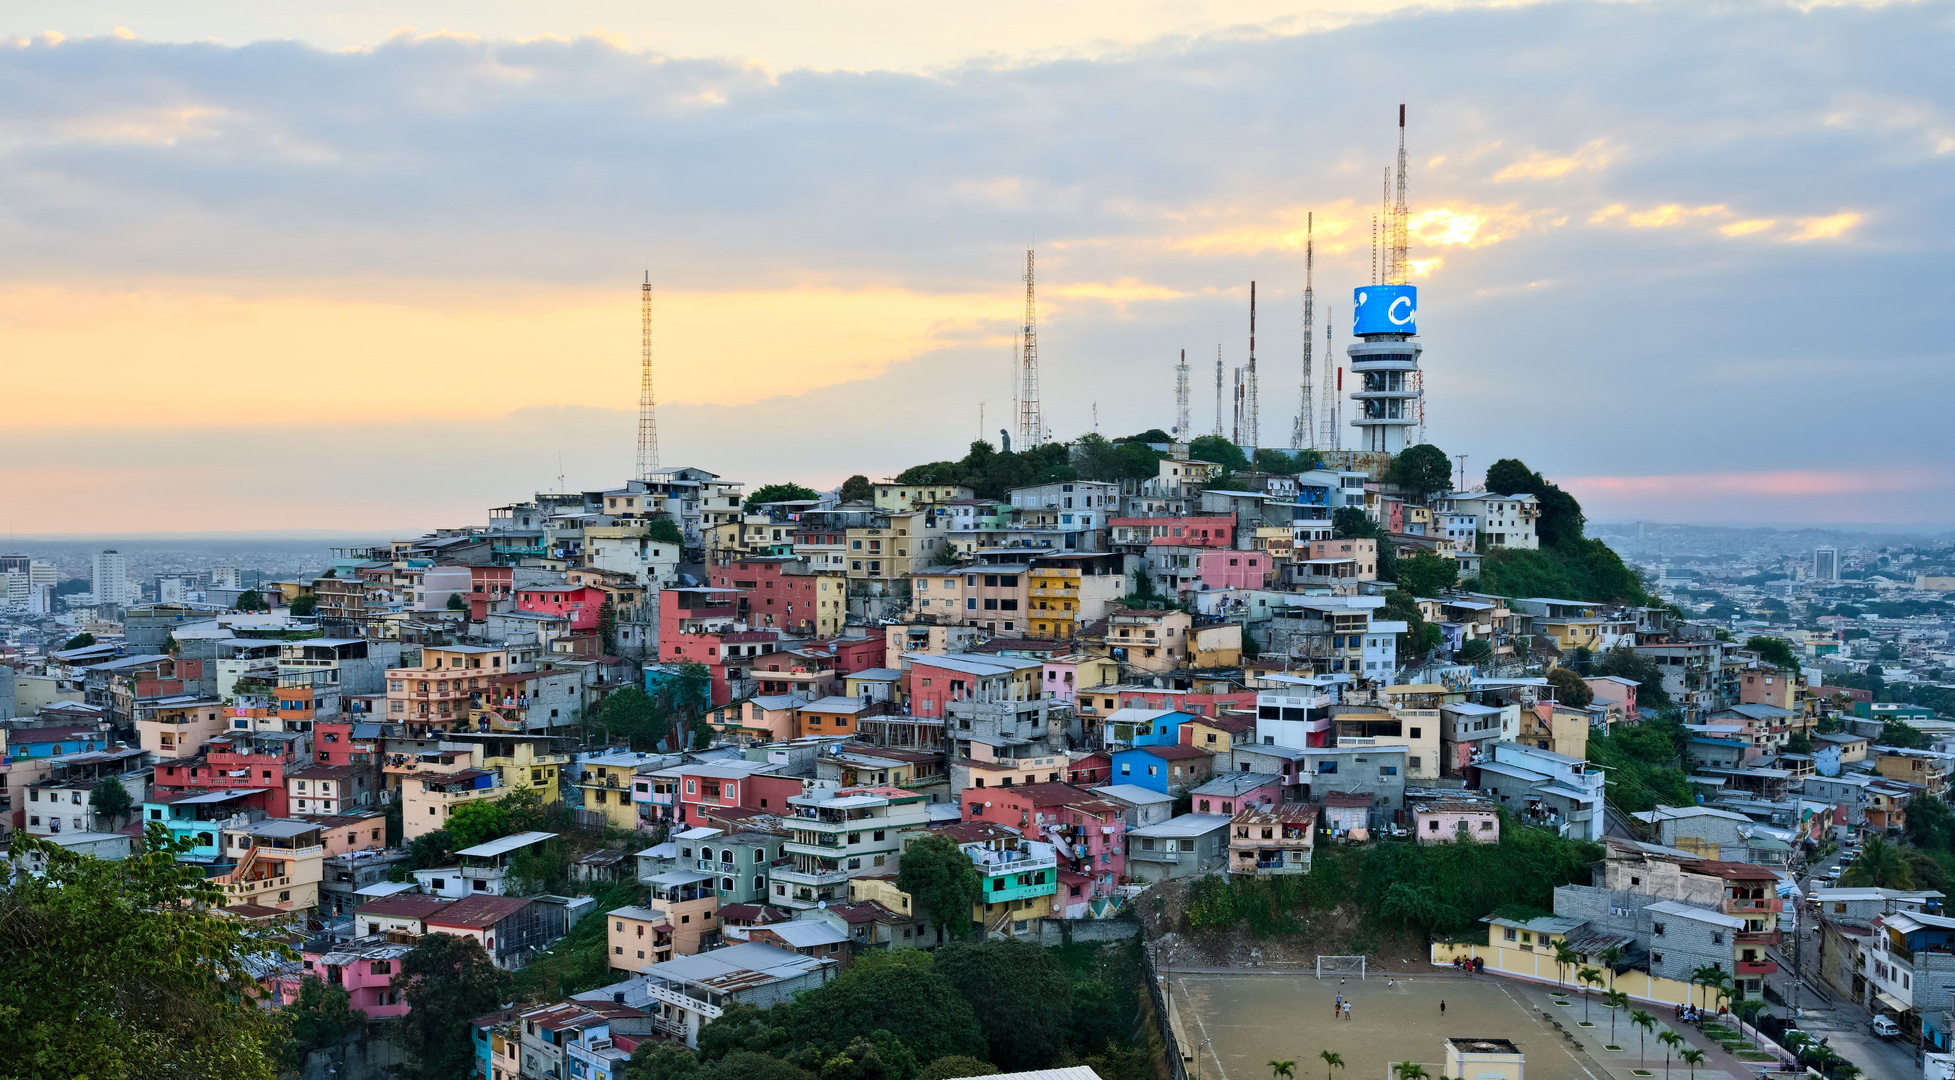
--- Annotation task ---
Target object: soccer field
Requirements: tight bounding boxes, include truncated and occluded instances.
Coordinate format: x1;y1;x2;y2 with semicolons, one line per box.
1167;971;1613;1080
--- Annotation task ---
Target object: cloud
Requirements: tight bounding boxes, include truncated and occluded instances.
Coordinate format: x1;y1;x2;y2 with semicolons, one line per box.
0;0;1950;529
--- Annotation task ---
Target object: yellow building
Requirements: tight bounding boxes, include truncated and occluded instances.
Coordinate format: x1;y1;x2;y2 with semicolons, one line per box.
1538;617;1606;652
845;510;943;585
1192;624;1243;667
872;483;974;511
214;819;326;912
1100;606;1192;673
475;737;570;804
137;699;227;760
1521;702;1590;761
577;749;656;830
1028;566;1081;640
402;769;504;841
386;644;513;730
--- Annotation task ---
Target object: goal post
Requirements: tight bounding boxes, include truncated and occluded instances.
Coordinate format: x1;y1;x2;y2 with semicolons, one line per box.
1316;955;1366;979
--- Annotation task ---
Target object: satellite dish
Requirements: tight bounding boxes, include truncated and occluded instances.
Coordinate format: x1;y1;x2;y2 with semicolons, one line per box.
817;900;827;909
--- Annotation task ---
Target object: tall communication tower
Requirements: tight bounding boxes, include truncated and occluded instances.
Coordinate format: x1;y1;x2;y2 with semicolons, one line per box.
1387;104;1410;287
1213;350;1224;437
636;273;659;480
1017;249;1043;448
1174;349;1191;437
1318;306;1339;451
1244;281;1260;453
1292;213;1315;450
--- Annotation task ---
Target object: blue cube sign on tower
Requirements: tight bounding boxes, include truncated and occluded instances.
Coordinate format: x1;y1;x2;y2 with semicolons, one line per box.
1351;284;1417;336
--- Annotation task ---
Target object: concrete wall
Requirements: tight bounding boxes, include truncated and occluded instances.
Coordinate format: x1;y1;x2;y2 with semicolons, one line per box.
1037;918;1142;947
294;1036;406;1080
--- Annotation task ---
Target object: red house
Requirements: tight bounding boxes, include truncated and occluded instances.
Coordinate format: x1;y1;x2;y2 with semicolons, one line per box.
709;557;828;634
674;762;805;824
516;584;607;632
152;730;306;818
1109;515;1237;548
468;565;515;620
1118;686;1258;718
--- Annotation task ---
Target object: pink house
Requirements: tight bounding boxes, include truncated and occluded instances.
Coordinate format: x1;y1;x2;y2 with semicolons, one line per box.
1411;798;1501;845
1198;549;1272;590
961;781;1127;902
675;762;805;823
284;940;409;1018
1109;515;1237;548
1117;686;1258;718
517;583;608;632
1585;675;1640;722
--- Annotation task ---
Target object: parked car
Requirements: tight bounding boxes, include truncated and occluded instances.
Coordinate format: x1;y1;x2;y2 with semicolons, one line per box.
1870;1016;1902;1038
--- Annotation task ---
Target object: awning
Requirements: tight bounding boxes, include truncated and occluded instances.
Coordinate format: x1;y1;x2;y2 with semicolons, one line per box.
1875;991;1911;1015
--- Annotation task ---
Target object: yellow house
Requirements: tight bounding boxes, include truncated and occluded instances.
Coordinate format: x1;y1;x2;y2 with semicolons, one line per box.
214;819;326;912
1192;624;1243;668
1434;915;1703;1009
137;700;227;760
475;737;570;804
577;749;657;830
402;770;504;841
849;875;918;920
1100;606;1192;673
1538;617;1606;652
1521;703;1590;761
607;904;677;970
1252;526;1294;561
1028;566;1081;640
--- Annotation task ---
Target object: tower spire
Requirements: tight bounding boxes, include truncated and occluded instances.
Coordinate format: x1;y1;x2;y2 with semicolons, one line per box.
1174;349;1191;438
1293;212;1315;450
1213;348;1224;437
1244;281;1259;453
636;272;659;480
1388;104;1410;287
1017;249;1043;448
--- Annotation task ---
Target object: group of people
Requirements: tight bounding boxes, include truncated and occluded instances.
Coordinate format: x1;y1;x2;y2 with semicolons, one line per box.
1332;992;1354;1021
1674;1002;1725;1025
1451;956;1486;974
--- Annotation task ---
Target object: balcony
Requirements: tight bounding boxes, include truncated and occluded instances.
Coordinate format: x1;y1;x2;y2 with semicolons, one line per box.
771;865;853;888
1724;897;1782;914
1736;959;1778;976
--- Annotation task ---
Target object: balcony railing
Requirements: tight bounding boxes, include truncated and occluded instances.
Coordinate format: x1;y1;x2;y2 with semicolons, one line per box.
1735;959;1778;976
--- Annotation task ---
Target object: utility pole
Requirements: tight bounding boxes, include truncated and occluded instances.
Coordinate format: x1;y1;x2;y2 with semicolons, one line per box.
1455;453;1469;493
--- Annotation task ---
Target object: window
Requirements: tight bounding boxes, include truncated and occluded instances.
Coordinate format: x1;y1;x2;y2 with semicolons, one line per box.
1653;922;1666;937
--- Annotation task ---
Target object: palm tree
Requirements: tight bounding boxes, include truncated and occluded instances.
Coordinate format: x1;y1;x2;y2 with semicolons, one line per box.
1577;967;1603;1021
1603;990;1630;1045
1598;944;1625;990
1840;834;1915;889
1688;964;1730;1012
1270;1061;1297;1080
1678;1048;1706;1080
1392;1063;1430;1080
1320;1049;1345;1080
1658;1030;1683;1079
1630;1010;1657;1070
1699;969;1733;1013
1731;997;1766;1035
1552;941;1579;992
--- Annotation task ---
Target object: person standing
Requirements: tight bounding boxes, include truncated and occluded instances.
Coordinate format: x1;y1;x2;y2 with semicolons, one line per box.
1440;1000;1446;1015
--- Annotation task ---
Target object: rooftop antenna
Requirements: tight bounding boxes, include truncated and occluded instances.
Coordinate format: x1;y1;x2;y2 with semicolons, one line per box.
1213;348;1224;437
636;272;659;480
1017;249;1042;448
1245;281;1259;453
1455;453;1469;493
1388;104;1410;287
1174;348;1191;438
1293;212;1315;450
1318;306;1340;451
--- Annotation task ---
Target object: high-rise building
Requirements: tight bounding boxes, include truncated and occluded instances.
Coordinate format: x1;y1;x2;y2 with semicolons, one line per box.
1814;548;1839;582
92;549;133;607
212;565;242;590
0;554;29;575
1347;284;1422;453
2;560;57;612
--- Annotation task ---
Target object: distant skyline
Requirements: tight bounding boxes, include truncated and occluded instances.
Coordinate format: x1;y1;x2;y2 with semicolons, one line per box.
1;1;1949;531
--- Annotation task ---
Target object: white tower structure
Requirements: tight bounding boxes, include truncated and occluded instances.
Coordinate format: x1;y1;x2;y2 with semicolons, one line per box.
1292;213;1316;450
1349;105;1424;454
637;274;660;480
1174;349;1191;438
92;549;131;607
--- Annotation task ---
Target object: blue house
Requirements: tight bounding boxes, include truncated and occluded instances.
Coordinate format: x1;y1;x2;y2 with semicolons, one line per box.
142;789;268;861
1110;744;1215;794
1102;708;1193;749
7;725;109;759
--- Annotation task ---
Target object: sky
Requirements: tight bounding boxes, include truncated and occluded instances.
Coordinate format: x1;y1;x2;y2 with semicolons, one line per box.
0;0;1950;535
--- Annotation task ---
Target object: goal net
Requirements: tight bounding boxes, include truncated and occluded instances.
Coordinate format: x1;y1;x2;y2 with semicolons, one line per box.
1316;955;1366;979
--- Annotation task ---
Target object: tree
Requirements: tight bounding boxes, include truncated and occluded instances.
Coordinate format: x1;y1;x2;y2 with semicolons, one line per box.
0;824;290;1080
1074;434;1166;483
839;475;874;503
919;1057;995;1079
1602;990;1630;1046
1841;834;1915;889
1187;435;1250;473
279;976;367;1072
747;483;820;507
1333;506;1379;541
444;798;510;851
934;940;1071;1071
1746;636;1799;670
236;589;265;611
1388;443;1452;499
62;632;96;650
1730;997;1766;1032
1599;945;1625;990
598;598;618;653
1392;1063;1430;1080
1785;731;1813;755
1397;552;1458;598
1592;645;1673;710
645;515;685;545
1270;1061;1297;1080
1678;1047;1706;1080
1906;796;1955;852
777;954;989;1065
1320;1050;1345;1080
1880;719;1929;749
1484;458;1586;551
289;594;318;616
1457;639;1492;664
1382;589;1443;658
599;686;672;751
447;593;467;611
1657;1030;1683;1080
390;934;511;1079
1546;667;1594;708
1551;941;1579;991
1577;967;1603;1022
87;777;133;828
1629;1010;1656;1070
1689;965;1731;1012
897;836;982;942
1254;448;1322;474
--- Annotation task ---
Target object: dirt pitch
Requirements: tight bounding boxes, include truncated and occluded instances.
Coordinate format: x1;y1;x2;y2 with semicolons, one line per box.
1168;972;1617;1080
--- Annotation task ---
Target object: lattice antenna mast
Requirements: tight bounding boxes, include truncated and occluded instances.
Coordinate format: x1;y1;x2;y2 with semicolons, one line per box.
1017;249;1042;448
1318;306;1340;451
1245;280;1259;453
1213;349;1224;437
1293;212;1315;450
1388;104;1410;287
636;273;659;480
1174;349;1191;438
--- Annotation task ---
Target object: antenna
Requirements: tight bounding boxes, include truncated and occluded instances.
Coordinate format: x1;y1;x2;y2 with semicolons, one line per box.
1092;401;1099;433
1174;349;1191;438
1388;104;1410;287
636;273;659;480
1454;453;1469;493
1231;366;1243;444
1245;281;1259;453
1293;212;1315;450
1213;349;1224;437
1017;250;1042;448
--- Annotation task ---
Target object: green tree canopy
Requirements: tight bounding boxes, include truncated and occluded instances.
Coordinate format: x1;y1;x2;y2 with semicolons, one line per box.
1746;636;1799;670
62;632;96;650
1483;458;1586;551
443;799;510;851
1592;644;1672;710
1840;835;1915;890
289;594;318;616
895;834;981;941
1881;719;1930;749
279;977;367;1073
1905;796;1955;853
389;934;512;1079
598;685;671;751
1546;667;1594;708
1186;435;1250;473
933;940;1073;1071
1387;443;1452;499
235;589;265;611
776;955;989;1065
0;824;290;1080
894;440;1076;499
644;515;686;545
1122;428;1174;444
87;777;134;826
1381;589;1441;657
447;593;467;611
1072;433;1165;482
1332;506;1380;540
1396;551;1458;597
747;483;821;507
1254;448;1323;474
838;475;874;503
